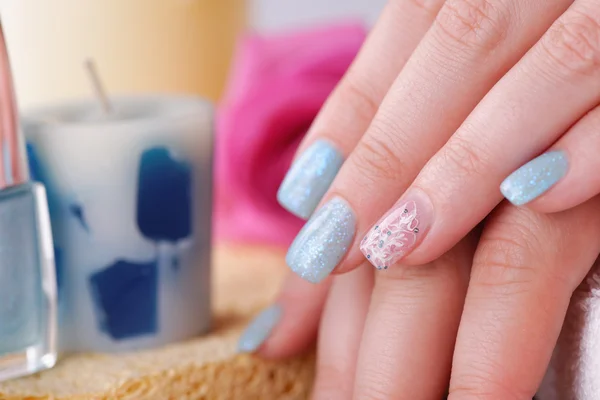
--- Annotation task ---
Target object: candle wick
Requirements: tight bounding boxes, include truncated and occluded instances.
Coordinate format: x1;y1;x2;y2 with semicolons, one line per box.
84;58;112;116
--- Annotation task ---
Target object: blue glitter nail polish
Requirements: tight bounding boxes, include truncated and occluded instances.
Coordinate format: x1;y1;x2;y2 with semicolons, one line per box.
277;140;344;220
286;197;356;284
500;151;569;206
237;304;282;353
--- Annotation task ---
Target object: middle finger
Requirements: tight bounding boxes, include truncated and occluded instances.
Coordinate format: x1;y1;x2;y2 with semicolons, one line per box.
288;0;572;281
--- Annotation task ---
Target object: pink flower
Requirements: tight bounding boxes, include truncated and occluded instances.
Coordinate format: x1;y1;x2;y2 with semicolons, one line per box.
214;23;367;246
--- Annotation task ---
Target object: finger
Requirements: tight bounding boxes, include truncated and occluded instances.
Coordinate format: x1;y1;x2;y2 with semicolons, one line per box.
449;199;600;399
501;103;600;213
353;236;476;399
372;0;600;268
277;0;447;220
287;0;572;282
237;272;331;358
311;265;373;400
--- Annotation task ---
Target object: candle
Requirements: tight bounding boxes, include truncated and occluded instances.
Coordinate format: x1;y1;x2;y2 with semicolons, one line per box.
23;95;213;352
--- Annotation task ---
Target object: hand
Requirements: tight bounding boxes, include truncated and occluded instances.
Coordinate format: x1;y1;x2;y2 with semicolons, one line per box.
239;199;600;398
237;0;600;397
238;0;600;398
276;0;600;281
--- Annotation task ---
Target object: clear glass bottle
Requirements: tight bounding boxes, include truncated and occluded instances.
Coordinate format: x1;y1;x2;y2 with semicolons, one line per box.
0;21;57;381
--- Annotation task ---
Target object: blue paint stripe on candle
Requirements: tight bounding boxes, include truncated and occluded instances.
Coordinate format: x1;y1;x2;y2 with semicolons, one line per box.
89;259;158;340
136;147;192;242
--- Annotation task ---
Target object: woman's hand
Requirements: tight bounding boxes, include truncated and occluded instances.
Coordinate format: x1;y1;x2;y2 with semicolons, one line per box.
277;0;600;280
239;199;600;399
237;0;600;397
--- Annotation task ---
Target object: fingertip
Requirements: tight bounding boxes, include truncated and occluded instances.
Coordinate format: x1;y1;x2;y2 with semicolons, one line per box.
237;304;283;355
500;151;569;209
285;197;356;284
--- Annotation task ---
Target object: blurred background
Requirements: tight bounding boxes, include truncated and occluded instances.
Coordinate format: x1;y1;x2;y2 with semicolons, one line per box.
1;0;385;108
0;0;386;247
0;0;387;380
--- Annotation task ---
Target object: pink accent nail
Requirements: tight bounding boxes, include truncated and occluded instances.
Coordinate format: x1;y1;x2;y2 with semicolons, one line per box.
360;190;433;270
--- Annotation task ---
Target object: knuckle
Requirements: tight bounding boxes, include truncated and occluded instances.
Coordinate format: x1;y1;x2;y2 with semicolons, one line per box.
541;10;600;77
351;118;411;184
337;71;381;124
473;206;573;292
378;249;469;292
434;0;510;53
438;135;490;181
472;208;545;293
376;267;438;301
473;233;538;295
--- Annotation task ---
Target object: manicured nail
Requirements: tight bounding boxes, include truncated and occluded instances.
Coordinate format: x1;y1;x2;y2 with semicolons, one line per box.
277;140;344;219
286;197;356;283
500;151;569;206
237;304;282;353
361;189;434;270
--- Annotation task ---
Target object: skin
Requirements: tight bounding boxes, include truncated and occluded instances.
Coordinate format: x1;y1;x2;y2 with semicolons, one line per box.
253;0;600;398
262;201;600;399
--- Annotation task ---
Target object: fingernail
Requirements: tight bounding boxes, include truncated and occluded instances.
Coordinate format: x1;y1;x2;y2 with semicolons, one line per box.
277;140;344;220
361;189;434;270
500;151;569;206
237;304;282;353
286;197;356;283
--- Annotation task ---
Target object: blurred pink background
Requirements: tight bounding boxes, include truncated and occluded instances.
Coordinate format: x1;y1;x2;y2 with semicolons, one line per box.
214;24;366;246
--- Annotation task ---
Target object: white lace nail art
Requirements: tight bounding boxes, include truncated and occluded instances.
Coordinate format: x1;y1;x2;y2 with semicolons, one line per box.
360;200;420;270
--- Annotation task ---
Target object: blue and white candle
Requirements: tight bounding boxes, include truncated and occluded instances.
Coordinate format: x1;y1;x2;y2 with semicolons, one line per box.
22;95;213;352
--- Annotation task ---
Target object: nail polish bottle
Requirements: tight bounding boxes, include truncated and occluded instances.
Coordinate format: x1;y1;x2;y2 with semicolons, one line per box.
0;22;58;381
